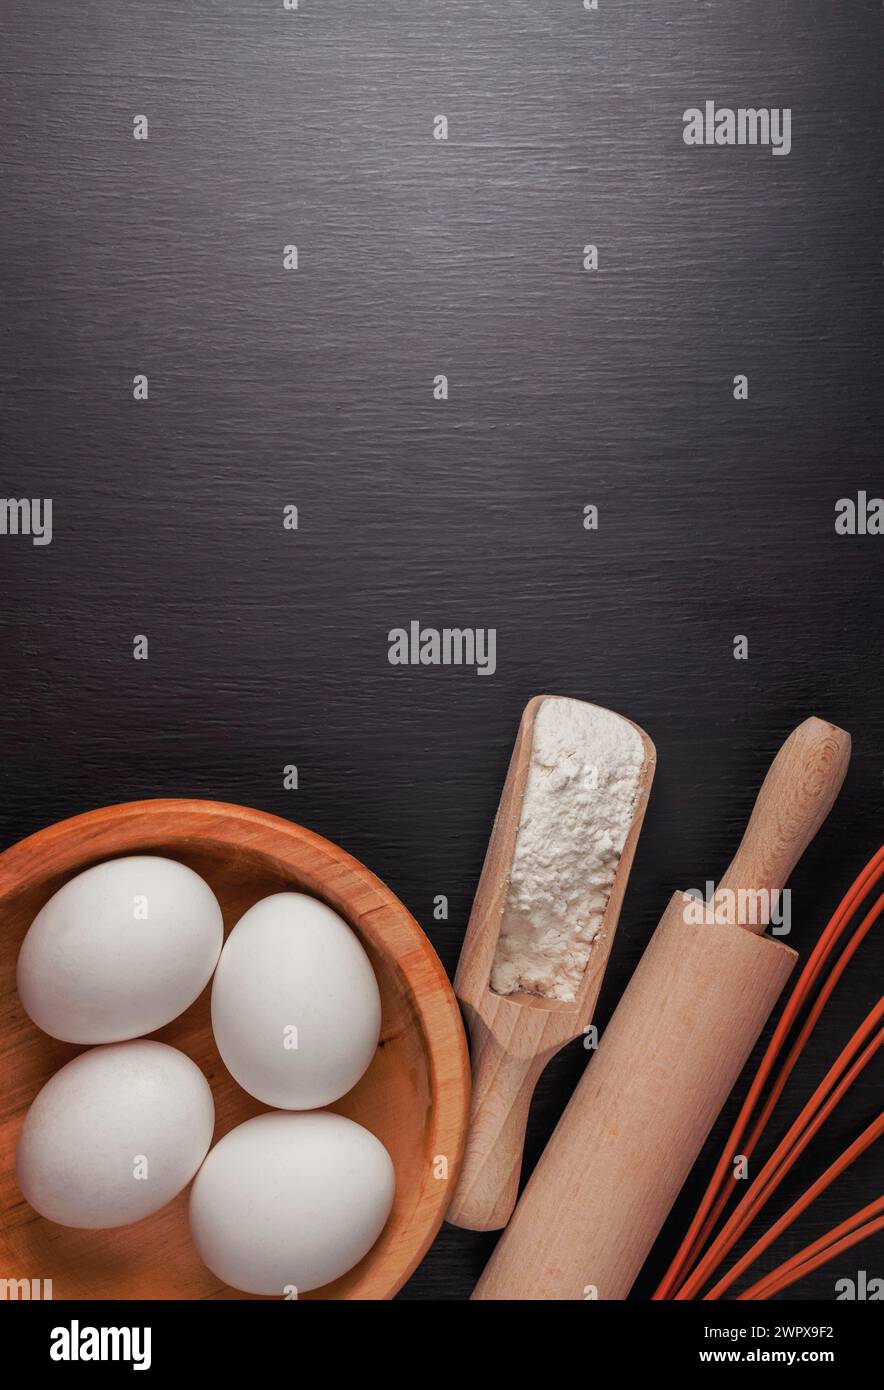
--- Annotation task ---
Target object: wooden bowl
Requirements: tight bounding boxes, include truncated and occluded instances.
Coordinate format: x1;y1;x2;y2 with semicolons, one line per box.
0;799;470;1300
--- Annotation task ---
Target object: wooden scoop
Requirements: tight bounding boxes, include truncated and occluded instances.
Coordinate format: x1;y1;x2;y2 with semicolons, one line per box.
472;716;851;1299
446;694;656;1232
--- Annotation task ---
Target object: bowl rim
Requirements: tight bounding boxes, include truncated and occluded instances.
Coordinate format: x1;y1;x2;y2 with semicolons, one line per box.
0;796;471;1300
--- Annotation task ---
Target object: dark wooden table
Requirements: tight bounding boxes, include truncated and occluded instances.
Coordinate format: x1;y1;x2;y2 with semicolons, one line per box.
2;0;881;1300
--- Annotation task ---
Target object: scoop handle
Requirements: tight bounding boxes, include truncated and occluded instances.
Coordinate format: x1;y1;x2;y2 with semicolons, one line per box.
445;1013;548;1232
717;717;850;930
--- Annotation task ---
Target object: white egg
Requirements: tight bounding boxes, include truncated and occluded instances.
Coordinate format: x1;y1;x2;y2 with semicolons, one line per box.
17;855;223;1043
16;1040;215;1229
211;892;381;1109
189;1111;395;1294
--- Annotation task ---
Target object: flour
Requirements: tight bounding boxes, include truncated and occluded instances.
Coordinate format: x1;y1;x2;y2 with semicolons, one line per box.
490;697;645;1002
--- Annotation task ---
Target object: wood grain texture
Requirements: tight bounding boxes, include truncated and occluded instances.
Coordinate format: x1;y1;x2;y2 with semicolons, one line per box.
473;901;799;1300
474;718;851;1297
448;694;655;1230
717;719;852;929
0;0;882;1298
0;800;470;1299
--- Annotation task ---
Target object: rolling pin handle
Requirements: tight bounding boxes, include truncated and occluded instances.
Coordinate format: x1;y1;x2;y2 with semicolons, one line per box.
716;717;850;931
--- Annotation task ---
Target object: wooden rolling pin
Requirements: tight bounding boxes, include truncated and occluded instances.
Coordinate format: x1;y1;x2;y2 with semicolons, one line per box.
447;695;656;1231
473;716;851;1300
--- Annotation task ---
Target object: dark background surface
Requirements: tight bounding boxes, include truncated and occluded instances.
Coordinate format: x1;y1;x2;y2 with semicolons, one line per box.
1;0;881;1301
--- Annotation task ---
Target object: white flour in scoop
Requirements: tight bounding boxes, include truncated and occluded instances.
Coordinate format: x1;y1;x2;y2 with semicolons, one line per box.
490;697;645;1002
